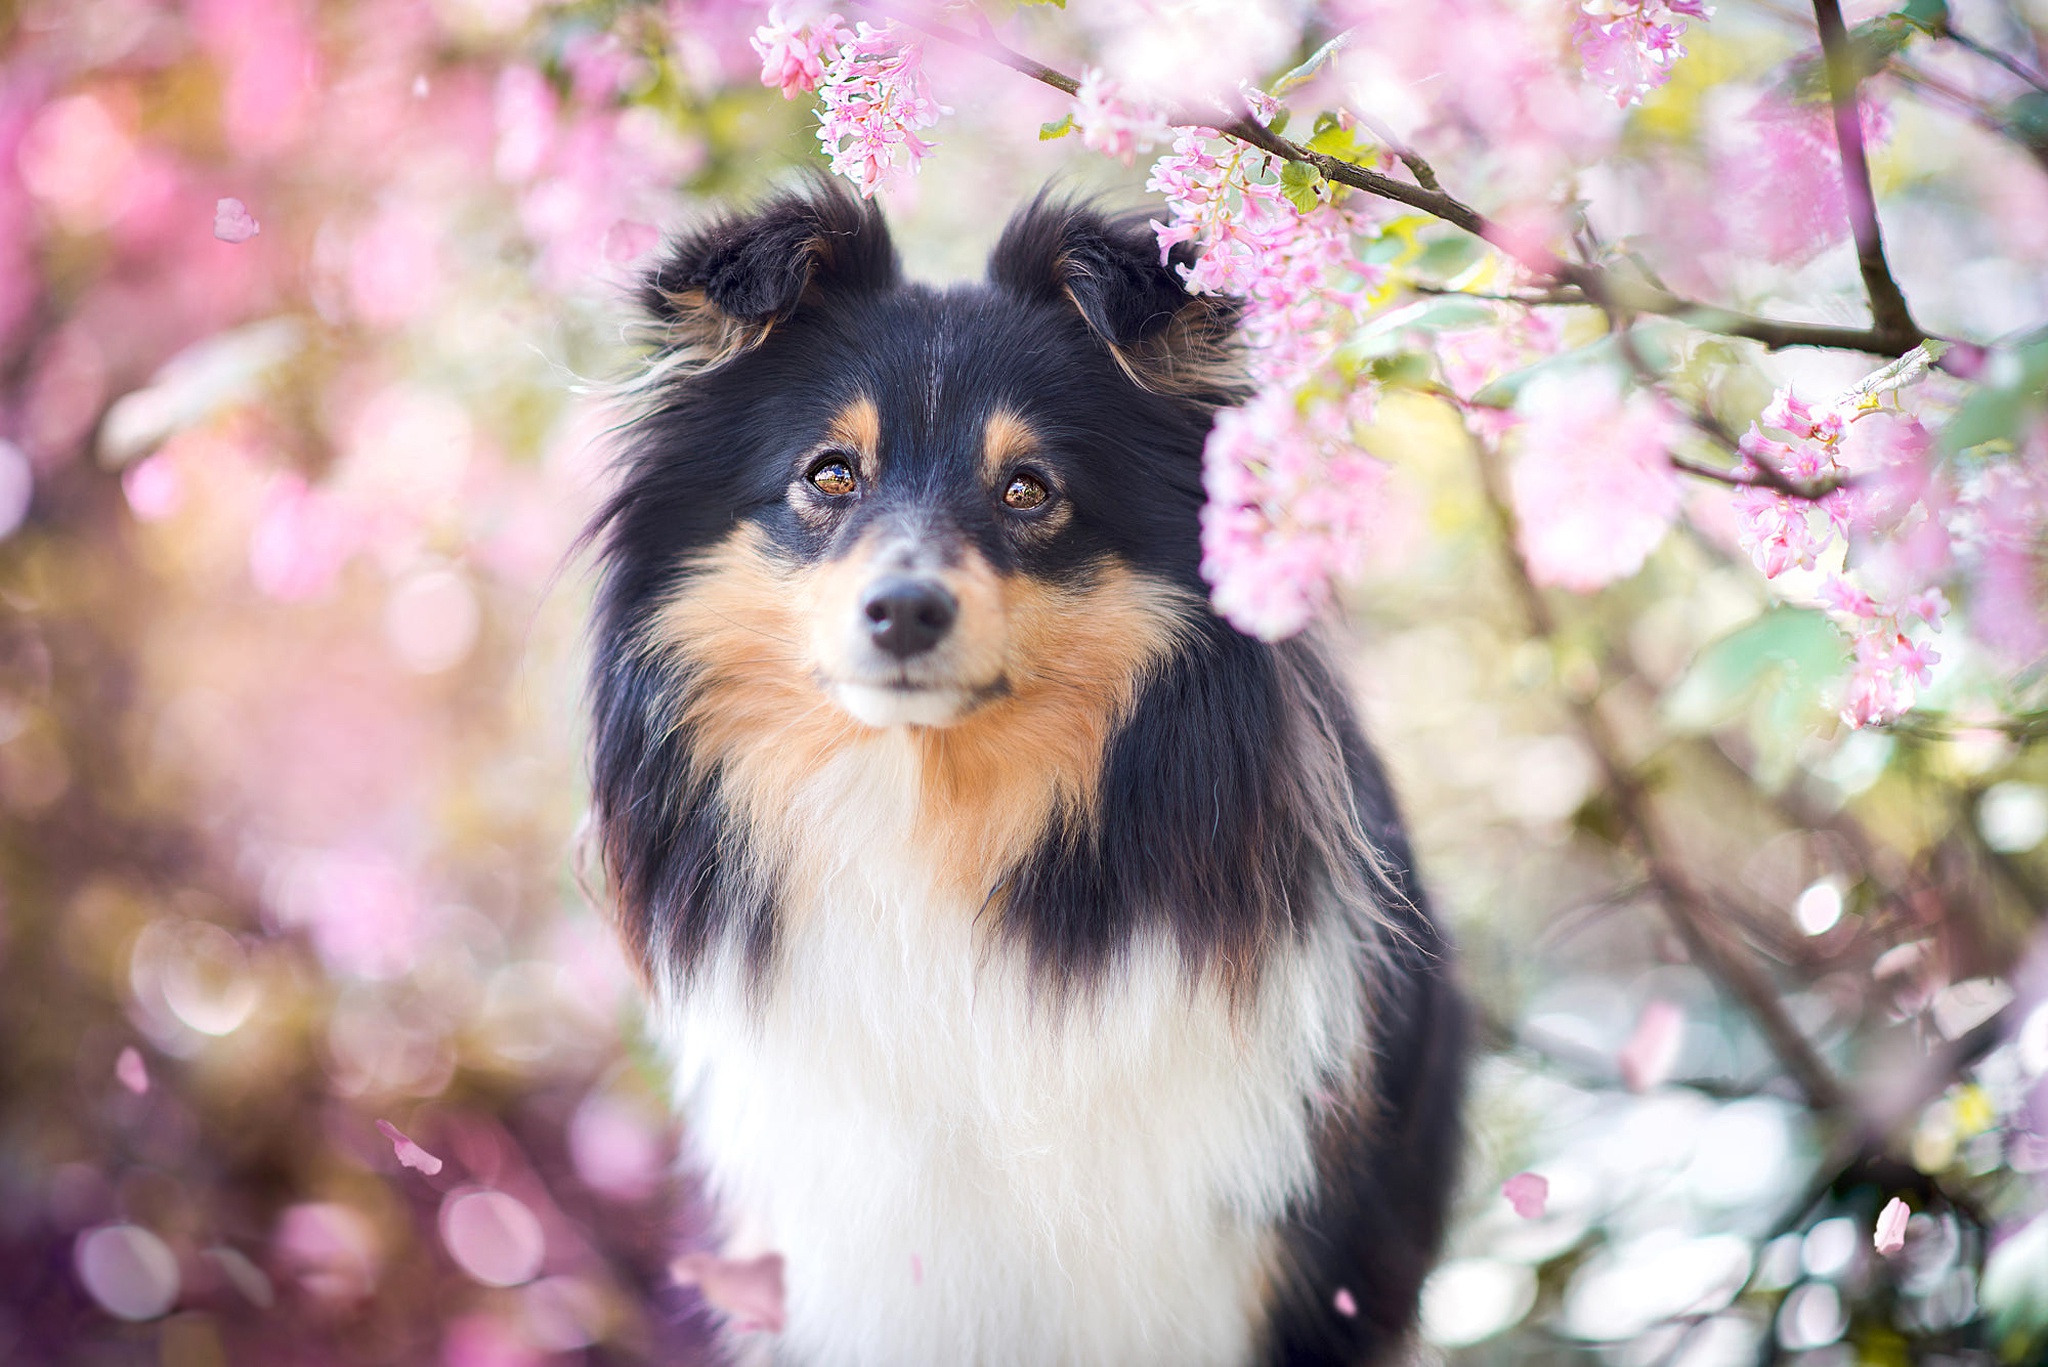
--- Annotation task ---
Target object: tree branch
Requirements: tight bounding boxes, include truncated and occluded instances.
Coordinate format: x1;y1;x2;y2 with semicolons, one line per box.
1941;22;2048;97
1812;0;1919;339
1468;428;1848;1113
861;0;1951;361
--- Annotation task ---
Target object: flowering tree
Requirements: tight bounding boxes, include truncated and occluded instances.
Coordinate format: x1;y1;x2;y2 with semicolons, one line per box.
2;0;2047;1363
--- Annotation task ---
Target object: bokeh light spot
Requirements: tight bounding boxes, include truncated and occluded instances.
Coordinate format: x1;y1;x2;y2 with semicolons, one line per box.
440;1188;545;1287
74;1223;179;1321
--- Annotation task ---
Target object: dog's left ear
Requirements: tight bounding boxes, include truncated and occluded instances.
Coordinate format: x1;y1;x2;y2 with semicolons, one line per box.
988;196;1242;399
638;176;899;375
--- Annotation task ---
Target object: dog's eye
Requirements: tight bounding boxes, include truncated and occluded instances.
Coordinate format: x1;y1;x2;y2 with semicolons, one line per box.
1002;472;1049;511
806;455;858;498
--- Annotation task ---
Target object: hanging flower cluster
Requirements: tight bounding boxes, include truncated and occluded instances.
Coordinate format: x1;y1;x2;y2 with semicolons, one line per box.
1730;352;1956;727
752;11;942;197
1570;0;1713;107
1142;124;1394;637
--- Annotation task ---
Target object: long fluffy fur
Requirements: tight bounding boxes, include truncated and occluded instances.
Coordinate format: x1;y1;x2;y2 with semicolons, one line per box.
586;177;1465;1367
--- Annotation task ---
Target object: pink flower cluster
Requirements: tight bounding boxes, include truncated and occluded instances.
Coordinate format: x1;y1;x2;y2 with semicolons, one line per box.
752;10;847;99
752;13;943;197
1508;370;1683;591
1571;0;1711;108
1719;94;1892;265
1150;133;1387;384
1731;389;1852;579
1962;458;2048;666
1200;387;1386;640
1733;369;1957;729
1828;578;1947;728
1144;130;1394;635
1072;68;1170;166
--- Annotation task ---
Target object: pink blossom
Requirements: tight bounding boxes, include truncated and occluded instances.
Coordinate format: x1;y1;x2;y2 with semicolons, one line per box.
115;1047;149;1095
1508;372;1682;591
1502;1171;1549;1219
375;1119;445;1176
1819;575;1877;619
1718;94;1890;264
1073;69;1169;166
1618;998;1685;1091
122;455;184;522
1332;1287;1358;1317
673;1251;786;1334
910;1253;923;1286
1874;1197;1910;1256
752;11;847;99
1962;457;2048;666
1729;417;1851;580
1201;388;1388;640
213;197;260;244
814;24;943;198
603;219;661;264
248;473;361;602
1573;1;1709;107
1149;132;1384;386
493;66;558;184
1240;83;1282;128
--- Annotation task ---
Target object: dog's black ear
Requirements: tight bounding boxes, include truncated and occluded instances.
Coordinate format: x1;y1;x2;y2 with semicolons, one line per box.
638;176;899;373
988;194;1242;399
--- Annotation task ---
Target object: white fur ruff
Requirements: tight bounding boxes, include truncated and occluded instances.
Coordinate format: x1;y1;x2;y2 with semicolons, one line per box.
656;736;1370;1367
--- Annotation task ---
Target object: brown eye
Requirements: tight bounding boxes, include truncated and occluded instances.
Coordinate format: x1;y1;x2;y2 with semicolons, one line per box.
1003;472;1049;511
807;456;857;498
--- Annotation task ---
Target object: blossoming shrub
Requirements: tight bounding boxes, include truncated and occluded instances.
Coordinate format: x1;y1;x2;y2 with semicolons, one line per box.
3;0;2047;1363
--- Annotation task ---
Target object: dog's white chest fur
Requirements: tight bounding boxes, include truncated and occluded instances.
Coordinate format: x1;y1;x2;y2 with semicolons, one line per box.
656;745;1366;1367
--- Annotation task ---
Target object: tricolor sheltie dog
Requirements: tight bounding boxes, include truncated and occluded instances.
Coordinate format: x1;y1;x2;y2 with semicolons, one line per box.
586;179;1465;1367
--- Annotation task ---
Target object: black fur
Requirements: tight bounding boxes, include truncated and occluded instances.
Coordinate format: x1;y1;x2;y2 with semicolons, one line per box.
586;177;1465;1366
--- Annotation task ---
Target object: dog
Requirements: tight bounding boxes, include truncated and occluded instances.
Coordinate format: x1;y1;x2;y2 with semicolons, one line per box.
584;178;1465;1367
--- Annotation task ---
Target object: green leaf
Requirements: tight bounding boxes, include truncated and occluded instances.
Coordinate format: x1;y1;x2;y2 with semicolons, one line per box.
1038;113;1074;141
2009;91;2048;143
1268;34;1350;97
1940;337;2048;459
1304;118;1371;164
1369;352;1435;389
1662;609;1845;733
1466;328;1680;408
1331;297;1500;370
1897;0;1947;34
1278;159;1324;213
1776;15;1925;103
1413;234;1485;281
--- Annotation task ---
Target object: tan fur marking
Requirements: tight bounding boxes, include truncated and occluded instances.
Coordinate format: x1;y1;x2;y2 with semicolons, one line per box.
825;395;882;481
981;408;1039;485
646;524;1191;913
908;567;1186;898
655;287;777;374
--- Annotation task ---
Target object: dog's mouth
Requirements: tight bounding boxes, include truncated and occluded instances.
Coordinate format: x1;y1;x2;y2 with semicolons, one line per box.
819;672;1010;729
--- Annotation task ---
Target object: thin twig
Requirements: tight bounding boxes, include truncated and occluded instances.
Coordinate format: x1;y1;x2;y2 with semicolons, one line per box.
1611;323;1854;501
1812;0;1919;339
859;0;1953;360
1944;24;2048;96
1886;62;2048;176
1468;427;1848;1112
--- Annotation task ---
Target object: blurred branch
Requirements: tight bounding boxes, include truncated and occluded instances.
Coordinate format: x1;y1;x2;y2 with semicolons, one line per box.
1884;708;2048;742
861;0;1954;360
1811;0;1920;340
1467;428;1849;1113
1940;21;2048;96
1887;61;2048;176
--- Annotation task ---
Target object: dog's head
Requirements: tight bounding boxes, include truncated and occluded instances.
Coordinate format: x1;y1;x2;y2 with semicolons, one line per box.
594;179;1241;736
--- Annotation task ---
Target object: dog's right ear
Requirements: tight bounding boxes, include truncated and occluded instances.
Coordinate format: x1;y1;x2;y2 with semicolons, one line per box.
638;177;899;374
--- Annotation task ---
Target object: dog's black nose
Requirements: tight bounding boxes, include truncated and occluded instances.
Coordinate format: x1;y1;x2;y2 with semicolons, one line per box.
862;578;956;658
